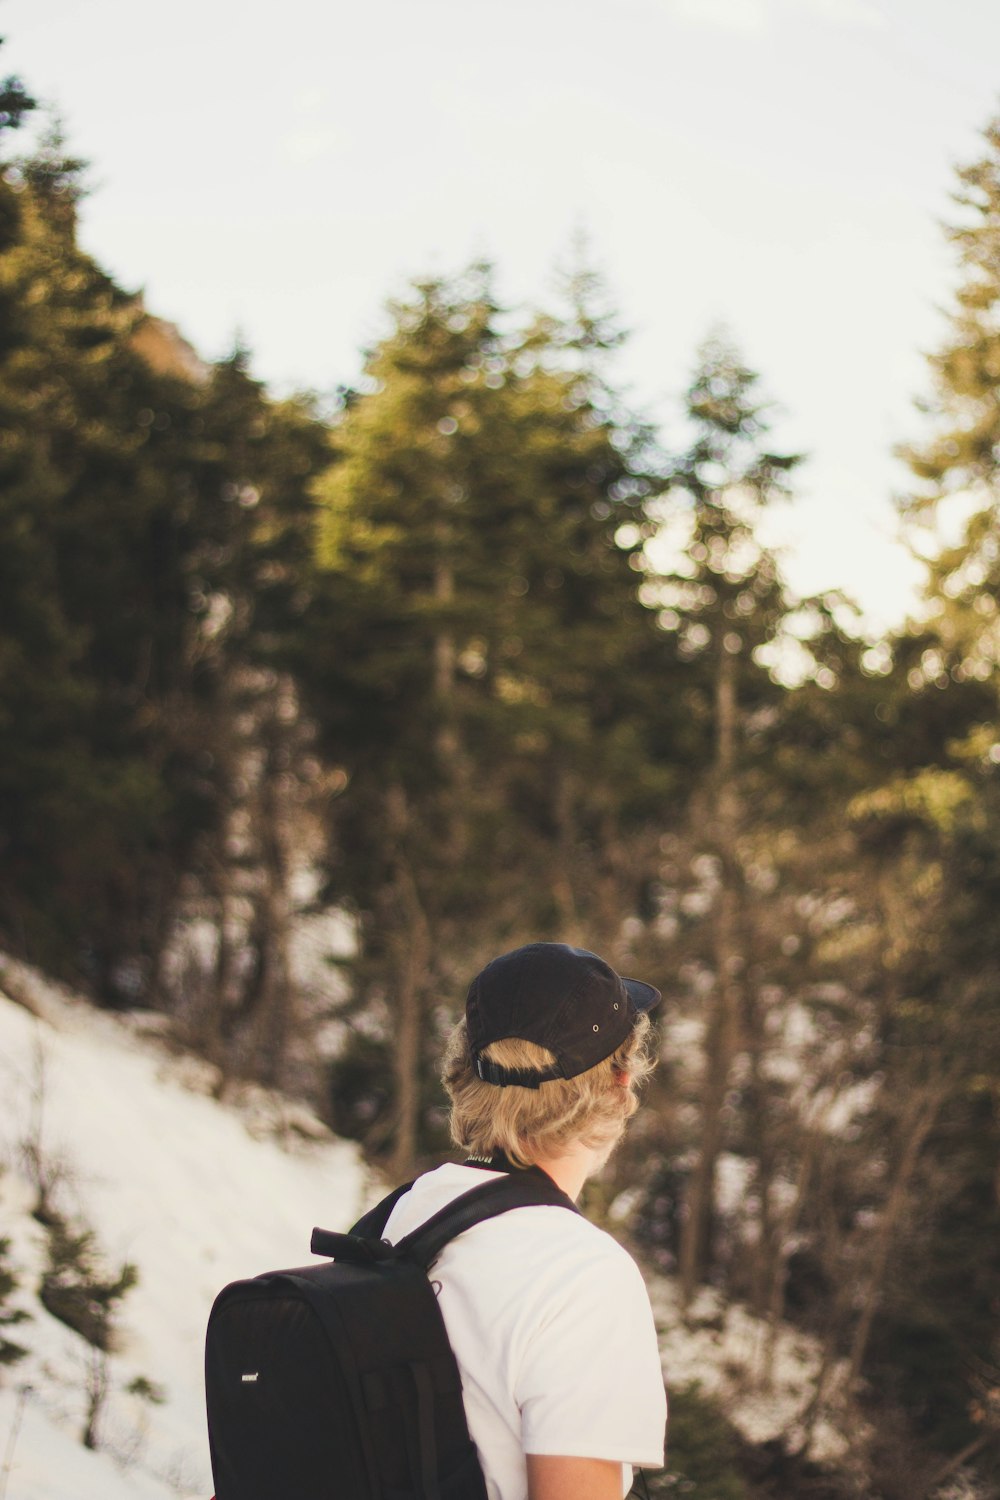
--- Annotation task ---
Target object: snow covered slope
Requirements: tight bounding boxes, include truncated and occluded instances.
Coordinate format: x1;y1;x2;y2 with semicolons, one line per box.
0;954;850;1499
0;958;368;1499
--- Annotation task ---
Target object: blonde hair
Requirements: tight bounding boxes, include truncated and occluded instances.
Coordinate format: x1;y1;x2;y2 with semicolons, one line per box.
442;1012;655;1168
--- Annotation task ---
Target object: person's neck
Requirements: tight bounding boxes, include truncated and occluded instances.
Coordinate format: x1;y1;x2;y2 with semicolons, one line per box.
529;1141;602;1202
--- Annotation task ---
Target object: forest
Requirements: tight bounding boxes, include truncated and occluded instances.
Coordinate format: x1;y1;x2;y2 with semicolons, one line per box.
0;47;998;1500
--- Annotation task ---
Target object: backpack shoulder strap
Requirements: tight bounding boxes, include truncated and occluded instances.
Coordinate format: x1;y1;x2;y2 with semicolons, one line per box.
397;1170;580;1270
348;1180;414;1239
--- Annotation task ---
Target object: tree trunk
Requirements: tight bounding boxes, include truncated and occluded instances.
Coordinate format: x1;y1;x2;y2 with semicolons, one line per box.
596;807;630;955
385;784;433;1182
918;1430;998;1500
678;636;744;1304
794;1083;947;1456
82;1347;108;1451
762;1132;819;1382
433;556;458;768
432;550;472;867
845;1082;945;1389
551;765;582;940
244;844;293;1087
203;853;239;1074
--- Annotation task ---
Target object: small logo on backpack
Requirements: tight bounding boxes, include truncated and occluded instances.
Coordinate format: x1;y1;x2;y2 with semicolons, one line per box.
241;1372;259;1383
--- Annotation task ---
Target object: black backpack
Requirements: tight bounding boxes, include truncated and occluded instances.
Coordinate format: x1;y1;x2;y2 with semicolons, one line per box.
205;1169;578;1500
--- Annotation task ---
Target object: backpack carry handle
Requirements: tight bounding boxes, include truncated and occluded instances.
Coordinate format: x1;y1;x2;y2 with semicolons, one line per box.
310;1227;396;1264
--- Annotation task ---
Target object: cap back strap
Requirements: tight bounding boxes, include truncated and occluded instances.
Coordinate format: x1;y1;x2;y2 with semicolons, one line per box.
473;1054;564;1089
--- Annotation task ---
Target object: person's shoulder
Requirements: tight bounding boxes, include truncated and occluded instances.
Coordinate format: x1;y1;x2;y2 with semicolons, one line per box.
382;1162;504;1241
386;1167;648;1293
516;1201;631;1255
465;1194;645;1285
528;1205;656;1308
542;1207;648;1281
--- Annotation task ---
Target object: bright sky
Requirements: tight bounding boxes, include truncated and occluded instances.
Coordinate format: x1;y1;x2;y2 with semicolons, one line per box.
7;0;1000;635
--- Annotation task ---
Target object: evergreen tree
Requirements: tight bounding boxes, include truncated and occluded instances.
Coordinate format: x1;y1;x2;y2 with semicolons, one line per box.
0;1235;29;1370
904;110;1000;599
0;108;329;1048
496;259;676;949
0;68;35;134
161;348;331;1091
645;333;803;1301
307;264;667;1174
858;105;1000;1487
306;266;512;1172
0;124;204;985
0;43;36;284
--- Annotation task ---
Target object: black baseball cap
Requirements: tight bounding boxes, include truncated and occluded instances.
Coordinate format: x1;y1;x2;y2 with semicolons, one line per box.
466;942;660;1088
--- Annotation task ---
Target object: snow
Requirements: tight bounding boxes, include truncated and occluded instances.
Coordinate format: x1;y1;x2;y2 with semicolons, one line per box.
648;1277;850;1463
0;957;368;1499
0;951;852;1497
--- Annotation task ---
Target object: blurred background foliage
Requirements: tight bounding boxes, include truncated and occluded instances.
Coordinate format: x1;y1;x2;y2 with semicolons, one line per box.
1;50;999;1499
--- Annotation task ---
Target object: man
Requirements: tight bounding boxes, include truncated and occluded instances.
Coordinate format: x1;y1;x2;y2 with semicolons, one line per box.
381;942;668;1500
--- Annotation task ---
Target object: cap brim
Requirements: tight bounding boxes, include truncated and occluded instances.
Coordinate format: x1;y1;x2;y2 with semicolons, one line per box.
623;977;661;1012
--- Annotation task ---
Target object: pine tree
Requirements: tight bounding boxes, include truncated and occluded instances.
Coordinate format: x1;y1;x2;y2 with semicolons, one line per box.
648;333;803;1302
0;42;37;136
0;1236;29;1370
902;109;1000;686
161;348;331;1091
306;266;512;1172
0;44;36;283
0;126;206;989
307;264;667;1174
858;105;1000;1485
492;256;672;951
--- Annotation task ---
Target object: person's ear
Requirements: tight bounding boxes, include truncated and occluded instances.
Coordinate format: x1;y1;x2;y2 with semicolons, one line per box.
612;1064;631;1087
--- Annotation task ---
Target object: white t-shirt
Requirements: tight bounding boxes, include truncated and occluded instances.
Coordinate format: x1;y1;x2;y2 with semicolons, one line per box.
383;1164;667;1500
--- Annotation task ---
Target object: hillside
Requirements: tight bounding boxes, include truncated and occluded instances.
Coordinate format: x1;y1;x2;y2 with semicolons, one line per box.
0;958;367;1499
0;956;860;1500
